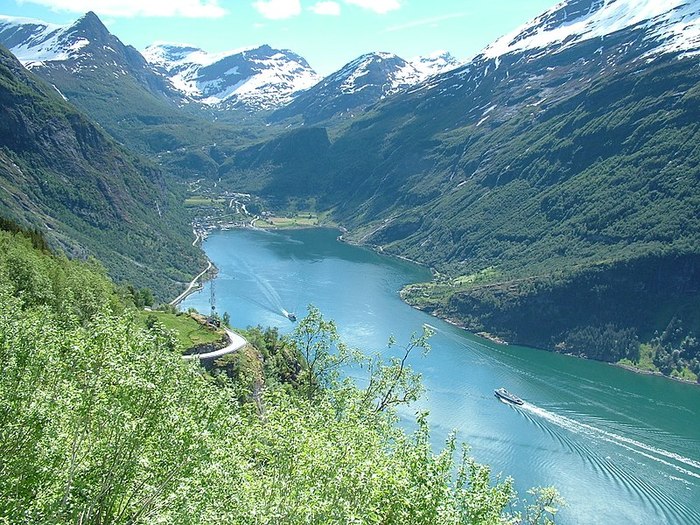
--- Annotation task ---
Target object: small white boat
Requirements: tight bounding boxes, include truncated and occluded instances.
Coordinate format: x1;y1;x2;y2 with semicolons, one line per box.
494;387;524;405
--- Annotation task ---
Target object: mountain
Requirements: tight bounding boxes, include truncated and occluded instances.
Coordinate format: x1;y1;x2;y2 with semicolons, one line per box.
0;12;171;93
270;52;427;124
0;12;224;154
480;0;700;60
0;12;458;150
223;0;700;370
270;50;460;125
410;51;461;78
0;44;203;298
143;44;456;117
143;42;320;111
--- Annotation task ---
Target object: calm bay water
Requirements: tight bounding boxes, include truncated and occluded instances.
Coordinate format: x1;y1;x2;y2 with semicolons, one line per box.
183;228;700;524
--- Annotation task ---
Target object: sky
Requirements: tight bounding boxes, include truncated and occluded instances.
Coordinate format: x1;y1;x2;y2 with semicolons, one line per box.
1;0;558;75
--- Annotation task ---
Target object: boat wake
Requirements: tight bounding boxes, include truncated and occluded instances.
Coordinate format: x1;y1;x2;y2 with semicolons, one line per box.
521;402;700;480
281;309;297;322
239;294;280;317
427;322;700;523
235;256;293;320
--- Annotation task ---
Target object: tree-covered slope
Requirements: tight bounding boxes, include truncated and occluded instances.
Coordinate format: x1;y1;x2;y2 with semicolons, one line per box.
403;253;700;378
336;57;700;276
0;45;202;298
343;53;700;372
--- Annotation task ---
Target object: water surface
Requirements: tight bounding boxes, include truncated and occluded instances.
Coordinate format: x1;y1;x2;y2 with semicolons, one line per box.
183;228;700;524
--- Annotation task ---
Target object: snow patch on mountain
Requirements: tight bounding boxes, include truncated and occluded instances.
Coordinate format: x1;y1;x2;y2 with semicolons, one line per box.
144;43;220;97
483;0;700;59
325;50;461;97
270;48;466;124
652;1;700;57
322;52;424;97
0;12;133;76
0;15;72;66
324;52;391;92
143;42;257;70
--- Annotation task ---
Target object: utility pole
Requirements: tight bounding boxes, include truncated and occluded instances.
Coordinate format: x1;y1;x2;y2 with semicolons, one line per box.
209;278;216;318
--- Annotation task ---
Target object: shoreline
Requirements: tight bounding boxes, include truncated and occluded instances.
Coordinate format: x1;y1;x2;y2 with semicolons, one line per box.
337;232;430;270
613;362;699;386
169;260;216;307
405;298;699;387
221;221;330;233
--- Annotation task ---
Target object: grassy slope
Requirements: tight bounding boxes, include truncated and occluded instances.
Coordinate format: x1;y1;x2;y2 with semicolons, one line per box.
137;310;225;352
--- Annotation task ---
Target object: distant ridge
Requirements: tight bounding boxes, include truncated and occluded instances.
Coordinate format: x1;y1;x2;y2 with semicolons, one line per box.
270;50;460;124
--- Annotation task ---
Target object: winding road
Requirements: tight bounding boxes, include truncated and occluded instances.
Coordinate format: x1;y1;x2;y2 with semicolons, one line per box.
169;261;212;306
182;327;247;361
175;232;247;360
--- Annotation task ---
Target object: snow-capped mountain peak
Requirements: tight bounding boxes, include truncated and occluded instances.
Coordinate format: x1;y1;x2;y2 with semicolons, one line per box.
321;52;420;96
0;11;138;70
410;50;461;78
143;42;320;110
142;42;207;68
0;11;178;105
270;49;459;124
483;0;700;60
320;50;461;97
143;42;260;70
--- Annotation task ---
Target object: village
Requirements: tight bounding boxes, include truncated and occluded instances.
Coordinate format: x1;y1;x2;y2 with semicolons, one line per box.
185;184;325;241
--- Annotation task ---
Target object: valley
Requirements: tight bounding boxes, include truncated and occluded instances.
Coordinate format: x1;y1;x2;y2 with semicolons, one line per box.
1;0;700;522
2;0;698;379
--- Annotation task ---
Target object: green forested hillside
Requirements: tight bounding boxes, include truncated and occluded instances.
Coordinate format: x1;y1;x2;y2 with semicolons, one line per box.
348;60;700;278
0;226;562;524
403;254;700;379
0;46;203;298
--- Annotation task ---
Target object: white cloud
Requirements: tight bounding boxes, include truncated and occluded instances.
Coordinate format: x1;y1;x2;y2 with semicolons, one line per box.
16;0;227;18
253;0;302;19
310;1;341;16
343;0;400;14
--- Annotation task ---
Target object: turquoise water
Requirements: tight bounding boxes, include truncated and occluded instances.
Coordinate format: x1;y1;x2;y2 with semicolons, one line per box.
183;228;700;524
